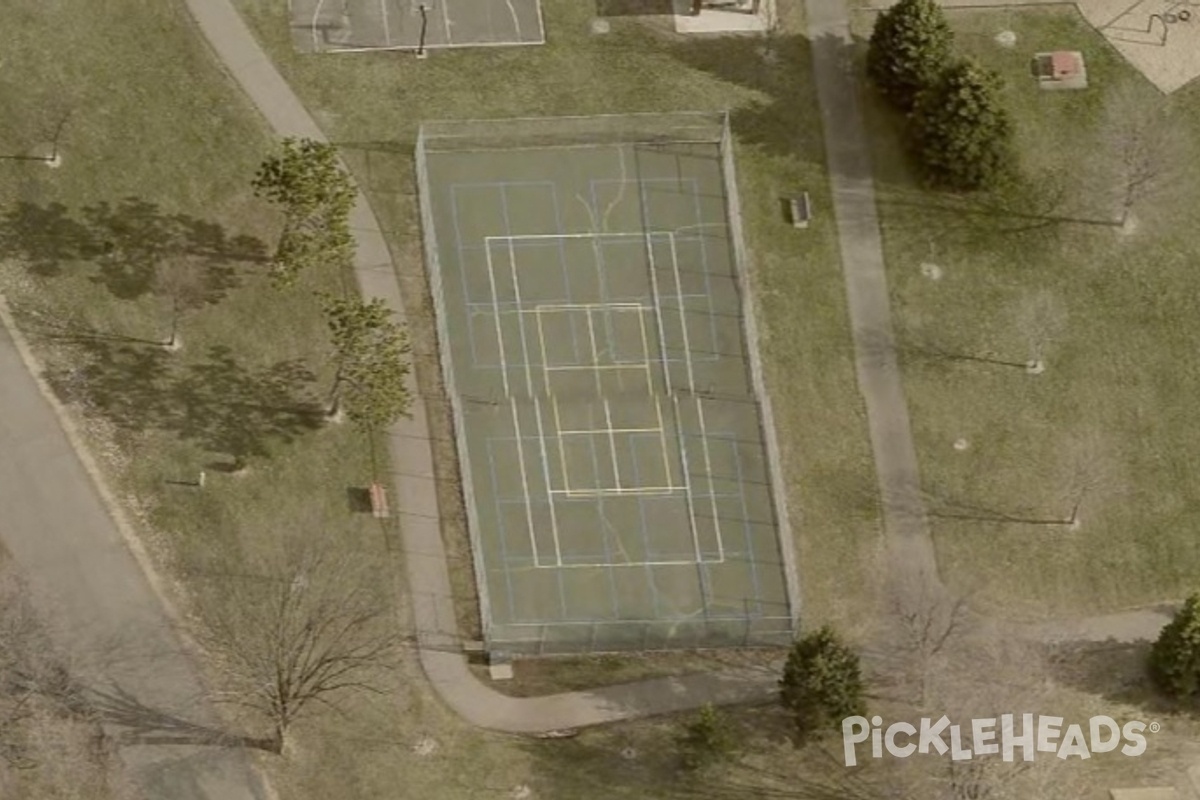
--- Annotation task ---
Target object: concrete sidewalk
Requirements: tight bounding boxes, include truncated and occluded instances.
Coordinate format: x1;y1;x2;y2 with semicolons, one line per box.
805;0;942;599
182;0;781;734
0;300;271;800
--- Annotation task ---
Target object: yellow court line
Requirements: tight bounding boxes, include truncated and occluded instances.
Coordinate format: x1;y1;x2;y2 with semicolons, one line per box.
637;307;654;396
534;307;553;396
558;426;662;435
668;232;696;393
484;244;510;397
603;398;622;491
695;396;725;563
655;396;674;488
532;395;563;567
507;239;536;396
585;307;603;395
535;302;644;312
672;393;704;565
552;486;681;498
542;364;645;372
645;235;674;393
510;398;540;567
552;395;572;496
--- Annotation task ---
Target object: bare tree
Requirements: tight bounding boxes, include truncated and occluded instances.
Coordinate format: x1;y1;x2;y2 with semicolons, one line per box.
150;252;216;351
1092;81;1195;228
199;545;404;754
0;564;138;799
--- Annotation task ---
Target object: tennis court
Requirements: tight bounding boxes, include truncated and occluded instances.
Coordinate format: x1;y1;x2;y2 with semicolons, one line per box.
290;0;544;53
416;114;799;653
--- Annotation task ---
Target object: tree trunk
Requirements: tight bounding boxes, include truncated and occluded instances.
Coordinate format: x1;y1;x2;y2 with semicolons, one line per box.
164;296;181;351
326;367;346;422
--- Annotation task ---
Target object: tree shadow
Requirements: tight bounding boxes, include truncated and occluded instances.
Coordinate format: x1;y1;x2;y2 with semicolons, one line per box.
86;684;274;751
0;197;266;300
517;711;885;800
1044;639;1198;720
668;33;823;167
596;0;676;15
42;339;323;466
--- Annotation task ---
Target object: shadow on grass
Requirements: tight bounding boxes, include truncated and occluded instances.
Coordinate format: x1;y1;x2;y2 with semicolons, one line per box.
518;708;884;800
41;339;323;467
1045;639;1199;721
669;33;824;168
596;0;676;15
0;197;266;300
88;684;277;752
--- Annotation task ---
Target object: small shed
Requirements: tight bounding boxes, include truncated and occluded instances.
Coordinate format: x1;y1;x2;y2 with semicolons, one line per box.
1032;50;1088;89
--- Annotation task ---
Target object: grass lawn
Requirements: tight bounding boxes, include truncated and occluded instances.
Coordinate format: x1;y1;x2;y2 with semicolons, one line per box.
852;5;1200;619
233;1;882;639
0;0;880;797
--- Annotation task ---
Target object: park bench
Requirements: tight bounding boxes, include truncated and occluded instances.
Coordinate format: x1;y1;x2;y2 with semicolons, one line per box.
786;192;812;229
369;482;389;519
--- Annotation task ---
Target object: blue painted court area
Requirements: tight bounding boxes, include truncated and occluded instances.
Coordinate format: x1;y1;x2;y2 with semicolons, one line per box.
416;116;797;653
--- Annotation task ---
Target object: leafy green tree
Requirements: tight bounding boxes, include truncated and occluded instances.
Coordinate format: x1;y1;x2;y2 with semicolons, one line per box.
908;58;1014;192
867;0;954;112
1149;593;1200;700
676;704;737;771
779;626;865;743
252;138;355;287
320;293;412;430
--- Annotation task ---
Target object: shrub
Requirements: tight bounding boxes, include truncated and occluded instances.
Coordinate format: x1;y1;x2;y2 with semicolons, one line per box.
676;704;737;771
779;626;866;743
1149;593;1200;700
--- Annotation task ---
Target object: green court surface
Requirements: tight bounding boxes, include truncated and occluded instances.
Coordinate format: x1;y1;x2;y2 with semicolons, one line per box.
417;117;798;653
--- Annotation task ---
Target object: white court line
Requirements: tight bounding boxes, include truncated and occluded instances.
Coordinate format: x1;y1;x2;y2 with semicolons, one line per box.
510;398;539;567
695;396;725;562
534;308;553;396
603;398;622;491
529;558;713;569
558;425;661;435
542;364;645;373
655;397;674;488
535;302;644;311
310;0;327;52
552;486;679;497
672;393;704;565
645;235;673;393
380;0;390;47
585;307;603;396
508;238;535;396
484;241;510;396
638;307;653;396
668;232;696;393
532;395;563;567
552;395;572;496
485;232;647;242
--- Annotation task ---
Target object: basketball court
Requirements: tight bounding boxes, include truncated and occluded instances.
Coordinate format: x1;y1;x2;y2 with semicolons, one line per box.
290;0;544;53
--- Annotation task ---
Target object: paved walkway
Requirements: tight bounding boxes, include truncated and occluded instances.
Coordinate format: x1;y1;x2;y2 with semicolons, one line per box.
0;300;271;800
805;0;943;603
182;0;780;734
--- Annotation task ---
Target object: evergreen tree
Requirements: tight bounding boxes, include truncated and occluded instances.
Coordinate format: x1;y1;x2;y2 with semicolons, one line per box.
779;626;866;743
867;0;954;112
1149;593;1200;699
908;58;1014;192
